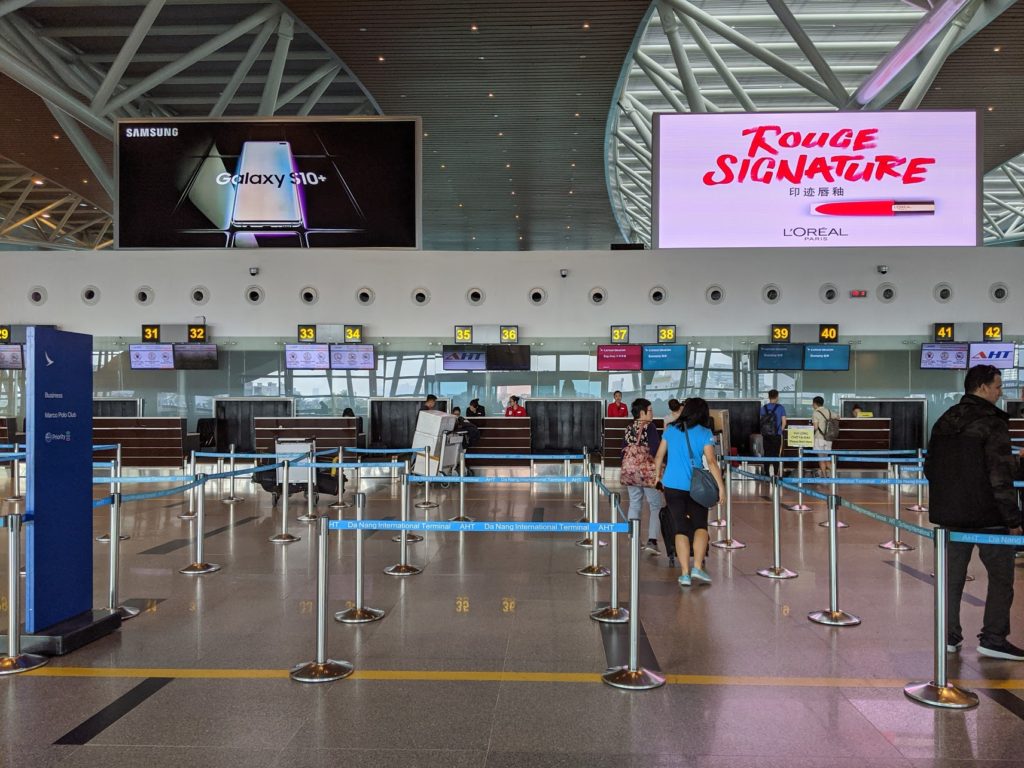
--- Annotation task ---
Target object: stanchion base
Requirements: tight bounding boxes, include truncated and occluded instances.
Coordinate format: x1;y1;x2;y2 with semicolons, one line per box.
384;563;422;576
95;534;130;543
116;605;141;620
601;665;666;690
757;566;798;579
879;539;915;552
787;504;812;512
221;496;243;504
4;495;24;503
391;533;424;543
0;653;49;675
577;565;610;577
818;520;849;529
269;533;301;543
590;606;629;624
808;609;861;626
904;680;979;709
290;659;354;683
414;501;439;509
296;514;319;523
906;504;929;513
177;513;197;520
576;537;607;548
711;538;746;550
574;501;587;510
448;516;474;522
330;499;354;509
708;518;726;528
179;562;222;575
335;606;385;624
577;515;587;523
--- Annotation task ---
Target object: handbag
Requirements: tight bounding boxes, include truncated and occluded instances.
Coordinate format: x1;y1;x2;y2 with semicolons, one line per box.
683;425;720;508
620;422;657;487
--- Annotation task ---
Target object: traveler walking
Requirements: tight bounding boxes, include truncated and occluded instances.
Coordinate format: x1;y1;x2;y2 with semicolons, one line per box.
811;396;838;477
759;389;787;470
619;398;665;556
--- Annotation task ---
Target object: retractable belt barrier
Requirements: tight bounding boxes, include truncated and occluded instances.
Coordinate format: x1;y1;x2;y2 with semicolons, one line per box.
194;448;337;460
289;461;404;471
0;452;26;461
465;453;586;460
806;448;921;455
343;447;422;455
93;444;119;452
407;474;588;484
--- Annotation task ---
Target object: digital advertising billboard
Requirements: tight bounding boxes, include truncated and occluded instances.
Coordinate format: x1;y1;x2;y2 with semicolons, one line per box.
654;111;979;248
968;342;1015;370
116;117;420;249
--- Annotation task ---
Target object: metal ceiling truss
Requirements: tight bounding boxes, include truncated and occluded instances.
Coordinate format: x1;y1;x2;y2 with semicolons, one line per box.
0;0;379;249
982;156;1024;245
607;0;1012;247
0;156;111;249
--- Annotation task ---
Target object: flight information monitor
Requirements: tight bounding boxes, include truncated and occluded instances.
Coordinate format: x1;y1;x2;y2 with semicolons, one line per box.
442;345;487;371
329;344;376;370
129;344;174;370
486;344;531;371
173;344;219;370
0;344;24;370
803;344;851;371
597;345;642;371
642;344;688;370
968;342;1015;370
757;343;804;371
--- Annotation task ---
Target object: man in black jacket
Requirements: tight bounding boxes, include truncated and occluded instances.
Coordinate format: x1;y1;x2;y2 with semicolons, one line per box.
925;364;1024;660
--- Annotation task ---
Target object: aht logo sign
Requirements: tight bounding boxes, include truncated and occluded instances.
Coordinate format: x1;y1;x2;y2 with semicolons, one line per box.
975;349;1012;360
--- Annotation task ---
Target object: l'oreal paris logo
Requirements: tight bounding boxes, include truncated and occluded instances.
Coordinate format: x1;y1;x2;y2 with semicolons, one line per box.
124;127;178;138
782;226;848;241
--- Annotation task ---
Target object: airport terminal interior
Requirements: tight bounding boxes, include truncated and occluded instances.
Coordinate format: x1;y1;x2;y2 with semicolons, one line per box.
2;0;1024;766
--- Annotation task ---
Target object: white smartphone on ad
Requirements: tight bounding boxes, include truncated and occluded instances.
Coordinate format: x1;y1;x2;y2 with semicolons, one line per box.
230;141;303;228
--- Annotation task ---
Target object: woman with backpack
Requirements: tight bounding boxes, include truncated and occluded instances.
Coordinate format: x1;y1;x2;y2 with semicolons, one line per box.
620;399;666;557
811;396;838;476
653;397;726;587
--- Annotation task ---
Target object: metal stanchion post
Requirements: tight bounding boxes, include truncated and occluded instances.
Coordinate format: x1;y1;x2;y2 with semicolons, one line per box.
808;495;860;626
576;469;594;547
907;449;929;512
222;443;243;503
819;454;848;528
4;457;22;502
904;528;979;709
450;452;472;521
415;446;438;509
602;518;665;690
97;451;129;542
336;492;385;623
107;493;139;618
269;460;300;543
787;448;811;512
182;449;197;518
0;512;48;674
331;448;353;509
385;472;422;576
574;447;588;509
291;514;355;683
578;474;610;577
393;458;423;543
298;450;318;522
880;465;914;551
712;461;745;550
592;492;628;623
180;475;221;574
708;458;727;527
757;477;797;579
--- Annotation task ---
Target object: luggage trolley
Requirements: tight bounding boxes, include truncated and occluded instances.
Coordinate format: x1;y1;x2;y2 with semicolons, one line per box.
253;438;338;506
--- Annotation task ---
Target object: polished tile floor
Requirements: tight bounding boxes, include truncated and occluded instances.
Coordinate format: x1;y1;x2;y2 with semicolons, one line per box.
2;464;1024;767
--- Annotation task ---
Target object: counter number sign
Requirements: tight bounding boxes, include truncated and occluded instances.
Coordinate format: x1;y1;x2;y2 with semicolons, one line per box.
500;325;518;343
983;322;1003;342
934;323;954;342
771;324;791;343
187;323;207;343
344;325;362;343
610;325;630;344
0;325;10;342
657;324;676;343
819;323;839;342
454;325;473;344
141;324;160;342
297;324;317;343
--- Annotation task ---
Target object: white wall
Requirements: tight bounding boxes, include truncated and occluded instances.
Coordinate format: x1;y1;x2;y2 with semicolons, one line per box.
2;246;1019;338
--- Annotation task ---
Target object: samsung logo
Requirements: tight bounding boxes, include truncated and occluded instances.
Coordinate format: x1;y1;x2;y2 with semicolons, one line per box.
124;127;178;138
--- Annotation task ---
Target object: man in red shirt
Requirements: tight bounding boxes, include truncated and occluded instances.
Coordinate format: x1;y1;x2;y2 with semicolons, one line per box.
504;396;527;417
607;390;628;417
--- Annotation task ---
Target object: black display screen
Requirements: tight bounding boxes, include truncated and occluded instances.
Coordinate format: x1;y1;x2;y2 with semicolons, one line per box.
486;344;531;371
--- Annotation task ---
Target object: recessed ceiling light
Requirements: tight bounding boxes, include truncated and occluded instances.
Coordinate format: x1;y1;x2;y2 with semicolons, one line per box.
574;112;580;117
519;236;523;241
515;215;520;220
424;132;429;137
582;22;590;30
571;162;576;167
488;92;494;98
42;213;51;218
359;27;367;32
505;163;511;169
579;55;586;59
52;134;60;140
458;202;464;207
377;55;385;62
440;164;446;169
988;106;995;111
993;46;1002;52
470;23;478;31
569;190;574;195
478;56;485;60
511;191;515;195
33;179;43;185
497;132;503;137
82;179;88;184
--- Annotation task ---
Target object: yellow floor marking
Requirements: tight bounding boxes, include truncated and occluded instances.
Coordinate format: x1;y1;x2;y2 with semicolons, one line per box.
21;666;1024;689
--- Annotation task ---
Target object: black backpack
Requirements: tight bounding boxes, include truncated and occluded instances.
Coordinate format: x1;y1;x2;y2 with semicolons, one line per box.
760;404;780;437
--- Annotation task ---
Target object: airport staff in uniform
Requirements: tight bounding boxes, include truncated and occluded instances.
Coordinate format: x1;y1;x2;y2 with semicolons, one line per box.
925;364;1024;661
607;390;628;417
504;396;526;417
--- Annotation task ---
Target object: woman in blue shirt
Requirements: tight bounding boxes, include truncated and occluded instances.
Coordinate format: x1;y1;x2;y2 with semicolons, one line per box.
652;397;725;587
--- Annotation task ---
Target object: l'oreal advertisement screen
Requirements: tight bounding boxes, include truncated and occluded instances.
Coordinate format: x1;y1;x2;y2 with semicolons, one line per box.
116;118;420;248
653;111;979;248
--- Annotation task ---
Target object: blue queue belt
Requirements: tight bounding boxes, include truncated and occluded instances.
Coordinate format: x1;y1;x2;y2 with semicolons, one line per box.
344;447;423;455
93;444;119;451
950;531;1024;546
328;519;627;534
594;478;613;498
194;448;338;460
287;461;405;471
785;477;927;485
778;479;832;504
407;475;588;484
806;448;921;455
841;498;935;539
465;453;585;460
0;452;26;461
